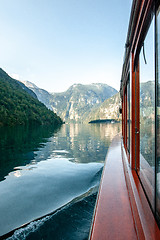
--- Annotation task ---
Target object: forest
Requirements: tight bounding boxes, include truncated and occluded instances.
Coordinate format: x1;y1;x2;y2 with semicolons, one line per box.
0;68;63;127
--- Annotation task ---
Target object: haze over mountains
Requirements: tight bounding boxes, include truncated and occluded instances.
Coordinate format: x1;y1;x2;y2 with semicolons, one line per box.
22;80;118;123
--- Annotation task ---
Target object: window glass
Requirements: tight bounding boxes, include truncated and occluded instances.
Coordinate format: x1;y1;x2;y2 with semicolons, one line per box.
124;88;127;147
127;79;130;153
139;18;155;209
156;6;160;222
130;59;132;163
125;89;127;147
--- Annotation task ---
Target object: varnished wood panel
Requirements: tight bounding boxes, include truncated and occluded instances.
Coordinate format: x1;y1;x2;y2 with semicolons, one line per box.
89;135;160;240
89;135;137;240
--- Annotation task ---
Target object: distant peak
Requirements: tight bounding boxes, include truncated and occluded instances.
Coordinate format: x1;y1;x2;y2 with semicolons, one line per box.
72;83;82;87
21;80;38;89
91;83;107;86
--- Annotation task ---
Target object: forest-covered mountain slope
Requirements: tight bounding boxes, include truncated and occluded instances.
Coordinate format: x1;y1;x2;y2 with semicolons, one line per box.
0;68;62;127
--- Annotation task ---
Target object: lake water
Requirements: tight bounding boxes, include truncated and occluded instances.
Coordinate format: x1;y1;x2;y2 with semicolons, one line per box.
0;123;121;240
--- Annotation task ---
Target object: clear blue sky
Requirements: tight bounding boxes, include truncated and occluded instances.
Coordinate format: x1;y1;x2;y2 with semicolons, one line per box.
0;0;132;92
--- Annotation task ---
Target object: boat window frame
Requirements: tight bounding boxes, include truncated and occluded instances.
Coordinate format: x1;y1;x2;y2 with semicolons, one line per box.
121;0;160;227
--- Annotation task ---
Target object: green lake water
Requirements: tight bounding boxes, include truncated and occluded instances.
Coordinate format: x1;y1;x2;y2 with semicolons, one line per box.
0;123;121;239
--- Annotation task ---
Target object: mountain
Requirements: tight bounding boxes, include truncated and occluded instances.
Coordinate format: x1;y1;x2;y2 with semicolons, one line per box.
140;81;155;122
22;80;52;110
85;92;121;123
140;81;154;108
50;83;118;122
84;81;155;123
22;81;118;123
22;79;156;124
0;68;63;127
16;80;38;99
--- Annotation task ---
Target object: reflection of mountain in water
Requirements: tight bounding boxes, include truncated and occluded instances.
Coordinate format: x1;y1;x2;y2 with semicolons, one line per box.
0;123;121;239
0;123;121;182
0;125;61;181
47;123;121;163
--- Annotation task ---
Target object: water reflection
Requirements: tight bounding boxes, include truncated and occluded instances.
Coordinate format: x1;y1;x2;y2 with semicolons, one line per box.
0;123;121;238
0;125;61;181
51;123;121;164
0;123;121;181
140;122;155;166
139;16;155;210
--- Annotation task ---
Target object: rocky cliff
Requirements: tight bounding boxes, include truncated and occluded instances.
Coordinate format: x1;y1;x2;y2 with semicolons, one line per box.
85;92;121;123
22;81;118;123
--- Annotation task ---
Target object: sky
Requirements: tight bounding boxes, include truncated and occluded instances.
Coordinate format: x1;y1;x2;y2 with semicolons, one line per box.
0;0;132;93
